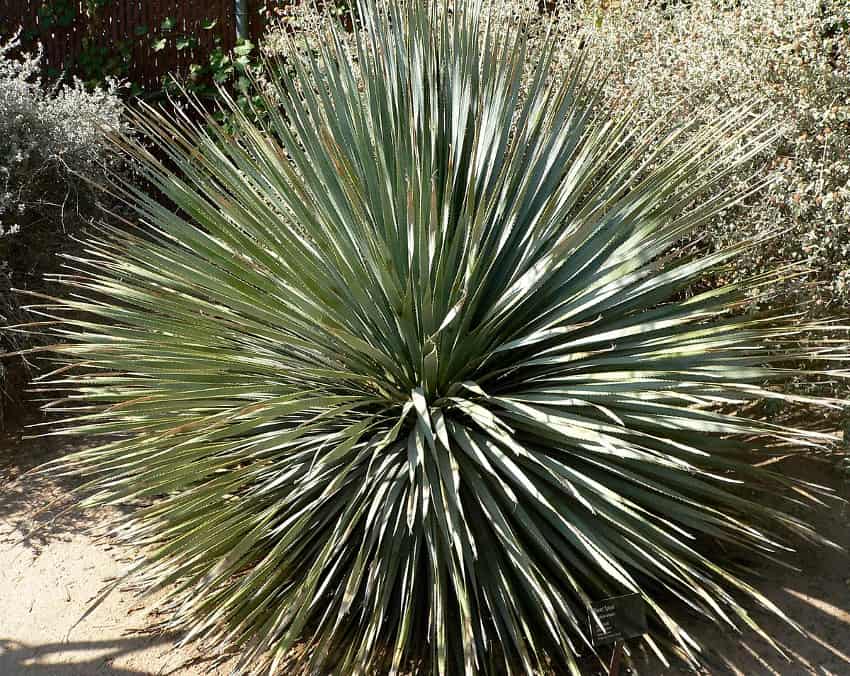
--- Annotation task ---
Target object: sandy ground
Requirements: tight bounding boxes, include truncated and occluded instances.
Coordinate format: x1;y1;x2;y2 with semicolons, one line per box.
1;421;849;675
0;426;236;676
629;454;850;676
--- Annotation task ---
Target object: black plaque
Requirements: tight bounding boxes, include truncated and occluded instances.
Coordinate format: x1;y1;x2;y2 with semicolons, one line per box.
588;593;647;646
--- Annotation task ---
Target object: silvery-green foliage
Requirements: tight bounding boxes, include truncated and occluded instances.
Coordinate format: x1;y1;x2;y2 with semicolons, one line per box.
0;32;124;230
550;0;849;310
0;32;124;231
1;30;125;411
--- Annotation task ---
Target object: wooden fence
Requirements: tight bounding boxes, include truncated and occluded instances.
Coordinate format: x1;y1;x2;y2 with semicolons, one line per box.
0;1;277;90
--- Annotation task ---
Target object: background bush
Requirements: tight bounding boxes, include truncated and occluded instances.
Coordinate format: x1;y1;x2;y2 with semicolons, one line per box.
555;0;850;312
0;32;126;425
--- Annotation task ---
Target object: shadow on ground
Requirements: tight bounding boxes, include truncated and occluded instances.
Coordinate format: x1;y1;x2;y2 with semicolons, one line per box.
1;450;83;553
0;414;106;553
0;635;233;676
0;636;174;676
621;454;850;676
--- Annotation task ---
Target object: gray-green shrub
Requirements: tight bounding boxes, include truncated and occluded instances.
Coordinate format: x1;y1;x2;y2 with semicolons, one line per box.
0;31;126;421
552;0;850;310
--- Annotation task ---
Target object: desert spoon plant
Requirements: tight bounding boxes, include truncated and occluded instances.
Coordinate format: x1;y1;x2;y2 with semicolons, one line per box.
22;0;848;673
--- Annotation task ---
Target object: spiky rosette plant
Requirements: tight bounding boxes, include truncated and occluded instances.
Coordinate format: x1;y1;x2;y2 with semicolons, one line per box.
20;0;848;673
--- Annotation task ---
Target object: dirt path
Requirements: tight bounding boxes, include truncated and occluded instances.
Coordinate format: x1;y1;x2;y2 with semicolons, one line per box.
643;455;850;676
2;423;849;675
0;426;235;676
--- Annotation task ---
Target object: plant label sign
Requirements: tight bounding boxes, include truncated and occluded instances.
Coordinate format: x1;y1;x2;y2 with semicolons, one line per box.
588;593;647;646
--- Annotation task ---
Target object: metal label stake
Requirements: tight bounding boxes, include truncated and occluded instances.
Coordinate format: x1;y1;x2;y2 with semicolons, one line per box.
609;639;624;676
